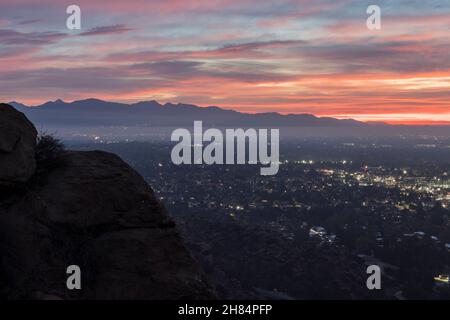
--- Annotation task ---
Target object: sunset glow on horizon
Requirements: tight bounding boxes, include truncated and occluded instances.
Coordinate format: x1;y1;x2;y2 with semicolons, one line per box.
0;0;449;125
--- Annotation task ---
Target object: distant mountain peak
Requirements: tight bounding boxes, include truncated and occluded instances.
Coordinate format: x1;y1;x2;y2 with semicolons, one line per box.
72;98;109;105
8;101;27;109
10;98;369;128
131;100;162;108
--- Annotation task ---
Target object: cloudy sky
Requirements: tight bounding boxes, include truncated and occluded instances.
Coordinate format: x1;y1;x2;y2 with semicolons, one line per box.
0;0;449;124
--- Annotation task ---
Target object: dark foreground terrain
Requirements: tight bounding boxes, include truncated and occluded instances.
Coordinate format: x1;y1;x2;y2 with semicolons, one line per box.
0;103;215;299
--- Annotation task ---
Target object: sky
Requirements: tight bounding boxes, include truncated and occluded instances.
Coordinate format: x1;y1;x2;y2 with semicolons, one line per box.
0;0;449;124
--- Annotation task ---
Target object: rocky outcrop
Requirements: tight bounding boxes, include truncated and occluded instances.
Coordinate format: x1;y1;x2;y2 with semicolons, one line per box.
0;104;215;299
0;103;37;187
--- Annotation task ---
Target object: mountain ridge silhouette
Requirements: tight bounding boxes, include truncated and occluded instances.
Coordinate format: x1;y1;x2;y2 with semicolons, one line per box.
8;98;368;127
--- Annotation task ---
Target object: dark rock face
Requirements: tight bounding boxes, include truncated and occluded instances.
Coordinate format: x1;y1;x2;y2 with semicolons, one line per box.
0;104;215;299
0;104;37;187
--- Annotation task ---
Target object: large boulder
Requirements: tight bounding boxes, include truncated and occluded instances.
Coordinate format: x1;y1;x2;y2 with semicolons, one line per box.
0;105;215;299
0;150;215;299
0;103;37;187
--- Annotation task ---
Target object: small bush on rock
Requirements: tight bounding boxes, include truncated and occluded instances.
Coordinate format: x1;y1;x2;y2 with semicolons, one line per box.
35;134;67;172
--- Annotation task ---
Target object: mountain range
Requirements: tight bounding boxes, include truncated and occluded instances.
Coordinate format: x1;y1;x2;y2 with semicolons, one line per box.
6;99;450;139
9;98;364;127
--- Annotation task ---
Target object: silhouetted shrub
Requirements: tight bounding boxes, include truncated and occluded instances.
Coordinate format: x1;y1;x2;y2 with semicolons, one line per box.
35;134;67;172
